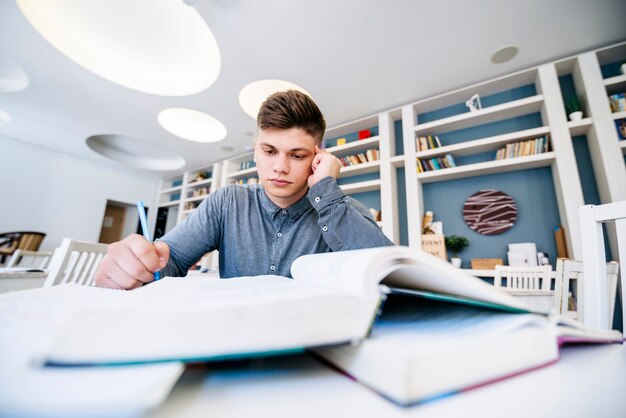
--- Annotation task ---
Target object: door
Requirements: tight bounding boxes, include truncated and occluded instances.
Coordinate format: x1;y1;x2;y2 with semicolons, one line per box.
99;204;126;244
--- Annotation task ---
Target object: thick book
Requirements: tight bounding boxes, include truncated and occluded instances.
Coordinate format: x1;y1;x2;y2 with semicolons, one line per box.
42;247;621;384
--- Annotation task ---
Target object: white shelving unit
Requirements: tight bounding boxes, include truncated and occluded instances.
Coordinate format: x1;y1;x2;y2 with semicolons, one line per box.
402;63;586;259
323;111;401;243
156;41;626;270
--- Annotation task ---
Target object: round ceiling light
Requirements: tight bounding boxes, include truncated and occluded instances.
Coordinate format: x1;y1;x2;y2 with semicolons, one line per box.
0;56;29;92
86;134;186;171
491;45;519;64
158;108;227;143
239;79;312;119
0;109;11;124
17;0;220;96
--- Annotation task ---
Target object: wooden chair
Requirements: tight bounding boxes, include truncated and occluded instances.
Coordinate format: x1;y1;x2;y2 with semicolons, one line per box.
579;201;626;331
494;265;559;312
0;231;46;264
557;259;620;328
6;249;53;269
43;238;109;287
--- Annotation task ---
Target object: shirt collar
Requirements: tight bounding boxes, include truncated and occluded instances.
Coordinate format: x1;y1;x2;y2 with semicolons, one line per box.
258;187;312;221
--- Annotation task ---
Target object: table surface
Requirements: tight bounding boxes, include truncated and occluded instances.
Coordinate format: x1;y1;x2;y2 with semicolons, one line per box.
148;344;626;418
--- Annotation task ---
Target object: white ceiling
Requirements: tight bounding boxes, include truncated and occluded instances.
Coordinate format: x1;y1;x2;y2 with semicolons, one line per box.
1;0;625;178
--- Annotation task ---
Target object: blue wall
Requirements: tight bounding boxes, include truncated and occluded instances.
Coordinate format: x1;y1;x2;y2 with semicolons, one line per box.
329;82;613;270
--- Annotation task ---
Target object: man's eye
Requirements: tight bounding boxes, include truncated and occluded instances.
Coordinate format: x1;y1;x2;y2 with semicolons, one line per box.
292;154;304;160
264;149;276;155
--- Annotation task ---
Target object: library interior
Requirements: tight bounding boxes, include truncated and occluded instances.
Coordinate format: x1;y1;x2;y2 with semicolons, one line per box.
1;1;625;417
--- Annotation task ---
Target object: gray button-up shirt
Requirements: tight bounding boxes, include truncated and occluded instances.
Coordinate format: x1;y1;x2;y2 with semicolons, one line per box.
160;176;394;278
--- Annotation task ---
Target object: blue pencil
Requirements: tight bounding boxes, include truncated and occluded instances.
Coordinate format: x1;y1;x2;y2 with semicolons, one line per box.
136;200;161;281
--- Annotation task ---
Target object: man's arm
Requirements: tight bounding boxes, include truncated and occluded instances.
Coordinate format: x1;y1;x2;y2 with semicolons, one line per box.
308;176;395;250
158;186;229;277
307;146;394;250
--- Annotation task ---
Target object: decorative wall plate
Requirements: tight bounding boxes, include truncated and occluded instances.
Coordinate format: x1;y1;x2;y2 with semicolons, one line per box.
463;189;517;235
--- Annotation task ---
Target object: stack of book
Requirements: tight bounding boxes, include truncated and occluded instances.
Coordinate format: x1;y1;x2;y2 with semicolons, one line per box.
416;154;457;173
415;135;443;151
338;149;379;167
237;160;256;171
40;247;623;406
609;93;626;113
494;135;551;160
234;177;258;185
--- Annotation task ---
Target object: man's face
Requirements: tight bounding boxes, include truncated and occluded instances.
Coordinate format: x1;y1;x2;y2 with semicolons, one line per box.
254;127;317;208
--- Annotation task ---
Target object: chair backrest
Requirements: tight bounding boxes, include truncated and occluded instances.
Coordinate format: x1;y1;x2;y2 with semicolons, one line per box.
579;201;626;330
494;265;553;290
561;260;621;329
6;249;53;269
0;231;46;258
43;238;109;287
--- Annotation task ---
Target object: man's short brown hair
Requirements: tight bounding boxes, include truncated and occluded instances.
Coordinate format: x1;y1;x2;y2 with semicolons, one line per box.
257;90;326;145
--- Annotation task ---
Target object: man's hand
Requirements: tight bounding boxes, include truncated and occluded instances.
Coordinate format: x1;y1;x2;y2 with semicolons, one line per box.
94;234;169;290
307;145;342;188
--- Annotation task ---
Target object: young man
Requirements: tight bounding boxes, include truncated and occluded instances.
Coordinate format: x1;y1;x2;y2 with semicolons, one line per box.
95;90;394;289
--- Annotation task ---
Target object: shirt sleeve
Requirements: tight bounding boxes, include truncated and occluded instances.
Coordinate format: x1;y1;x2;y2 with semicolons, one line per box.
307;176;395;251
158;186;230;277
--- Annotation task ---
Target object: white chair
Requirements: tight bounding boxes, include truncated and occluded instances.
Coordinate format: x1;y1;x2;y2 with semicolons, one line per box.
494;265;559;312
557;259;619;328
43;238;109;287
579;201;626;331
6;249;53;269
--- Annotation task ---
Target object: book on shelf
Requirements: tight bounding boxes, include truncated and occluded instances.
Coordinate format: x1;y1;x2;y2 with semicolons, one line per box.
609;93;625;113
40;247;621;405
495;135;550;160
416;154;457;173
415;135;443;152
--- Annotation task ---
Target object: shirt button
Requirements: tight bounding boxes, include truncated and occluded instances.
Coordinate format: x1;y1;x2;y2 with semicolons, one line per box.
282;209;287;215
270;265;276;271
322;226;328;232
277;232;282;237
314;196;321;203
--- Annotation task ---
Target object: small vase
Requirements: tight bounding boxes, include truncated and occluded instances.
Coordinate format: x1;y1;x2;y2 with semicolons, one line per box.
569;111;583;121
450;257;462;268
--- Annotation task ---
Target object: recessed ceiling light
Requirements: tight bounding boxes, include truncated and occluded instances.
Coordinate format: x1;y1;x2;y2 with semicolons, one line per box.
491;45;519;64
86;134;186;171
239;80;312;119
0;109;11;124
0;56;29;92
158;108;227;143
17;0;220;96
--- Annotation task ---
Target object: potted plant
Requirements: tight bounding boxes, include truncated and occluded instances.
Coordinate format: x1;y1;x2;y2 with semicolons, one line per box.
565;95;584;121
445;235;469;268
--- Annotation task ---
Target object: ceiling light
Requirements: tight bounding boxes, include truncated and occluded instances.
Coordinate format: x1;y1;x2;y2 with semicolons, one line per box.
87;134;186;171
491;45;519;64
0;109;11;124
0;56;29;92
239;80;312;119
17;0;221;96
158;108;227;143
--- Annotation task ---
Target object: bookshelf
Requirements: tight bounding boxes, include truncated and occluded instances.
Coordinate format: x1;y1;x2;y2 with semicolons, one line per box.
323;111;401;243
401;63;586;260
156;41;626;268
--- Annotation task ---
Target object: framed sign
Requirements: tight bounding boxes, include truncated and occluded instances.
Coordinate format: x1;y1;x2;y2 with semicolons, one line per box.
463;189;517;235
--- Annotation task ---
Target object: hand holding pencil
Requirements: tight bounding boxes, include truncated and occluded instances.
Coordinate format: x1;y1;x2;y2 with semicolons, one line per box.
94;202;169;290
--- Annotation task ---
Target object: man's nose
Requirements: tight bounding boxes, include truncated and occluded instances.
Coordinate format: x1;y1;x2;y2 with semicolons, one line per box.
272;153;289;173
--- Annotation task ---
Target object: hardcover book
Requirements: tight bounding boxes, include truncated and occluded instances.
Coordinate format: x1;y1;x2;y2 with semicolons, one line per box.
41;246;621;405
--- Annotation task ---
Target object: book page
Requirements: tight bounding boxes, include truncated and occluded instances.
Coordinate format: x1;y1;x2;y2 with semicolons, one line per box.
0;284;183;416
291;246;534;313
290;246;412;299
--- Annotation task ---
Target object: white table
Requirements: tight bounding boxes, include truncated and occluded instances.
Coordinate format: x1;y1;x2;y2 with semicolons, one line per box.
0;271;47;293
149;344;626;418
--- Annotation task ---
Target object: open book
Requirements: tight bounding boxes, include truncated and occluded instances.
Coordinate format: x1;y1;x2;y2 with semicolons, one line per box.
43;246;622;399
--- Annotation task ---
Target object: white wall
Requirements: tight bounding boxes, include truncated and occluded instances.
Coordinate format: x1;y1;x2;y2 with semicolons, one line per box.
0;139;160;252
